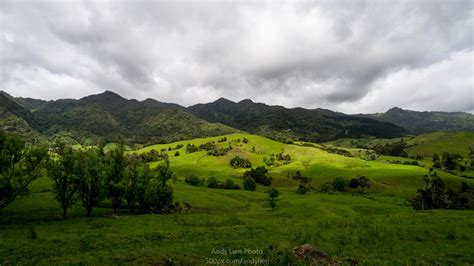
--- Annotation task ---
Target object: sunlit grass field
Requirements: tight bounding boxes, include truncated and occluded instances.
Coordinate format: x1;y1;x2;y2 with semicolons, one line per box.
1;133;473;264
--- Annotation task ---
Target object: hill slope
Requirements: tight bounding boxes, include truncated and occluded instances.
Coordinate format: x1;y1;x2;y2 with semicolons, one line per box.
362;107;474;134
136;133;471;197
188;98;407;142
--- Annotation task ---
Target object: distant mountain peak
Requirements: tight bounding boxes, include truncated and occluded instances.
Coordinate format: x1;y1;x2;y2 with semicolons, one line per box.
81;90;125;102
386;107;404;113
238;99;254;104
214;97;235;104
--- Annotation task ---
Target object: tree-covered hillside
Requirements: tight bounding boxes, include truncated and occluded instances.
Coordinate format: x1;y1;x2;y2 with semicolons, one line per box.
361;107;474;134
1;91;237;144
188;98;407;142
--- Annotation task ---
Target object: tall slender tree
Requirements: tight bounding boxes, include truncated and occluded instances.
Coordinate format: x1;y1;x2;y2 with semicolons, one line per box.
76;148;105;217
48;145;79;219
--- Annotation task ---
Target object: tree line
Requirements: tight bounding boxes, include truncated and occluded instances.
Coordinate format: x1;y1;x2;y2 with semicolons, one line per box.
0;131;175;218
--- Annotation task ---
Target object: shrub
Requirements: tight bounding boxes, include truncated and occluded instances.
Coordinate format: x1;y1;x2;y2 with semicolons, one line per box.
230;156;252;168
185;174;204;186
349;176;371;189
292;171;311;184
332;177;348;192
224;179;240;190
207;176;219;188
296;184;310;195
186;143;199;153
243;176;257;191
244;166;271;186
320;182;334;193
174;151;180;156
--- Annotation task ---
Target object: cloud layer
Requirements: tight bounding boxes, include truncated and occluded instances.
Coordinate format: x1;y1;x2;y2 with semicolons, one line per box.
1;0;473;113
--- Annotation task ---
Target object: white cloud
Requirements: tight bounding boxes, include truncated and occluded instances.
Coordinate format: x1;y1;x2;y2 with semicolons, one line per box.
0;0;472;112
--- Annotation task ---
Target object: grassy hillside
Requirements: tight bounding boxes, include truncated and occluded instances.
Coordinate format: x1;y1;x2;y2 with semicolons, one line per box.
404;132;474;158
1;133;473;264
136;133;471;197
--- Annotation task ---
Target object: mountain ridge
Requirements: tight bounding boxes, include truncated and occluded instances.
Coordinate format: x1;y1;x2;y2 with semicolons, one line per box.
2;90;473;144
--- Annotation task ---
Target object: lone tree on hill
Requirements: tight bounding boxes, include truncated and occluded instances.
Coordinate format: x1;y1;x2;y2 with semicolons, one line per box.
268;187;280;209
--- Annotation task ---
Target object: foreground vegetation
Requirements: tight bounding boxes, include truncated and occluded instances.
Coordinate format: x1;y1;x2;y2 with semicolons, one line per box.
1;131;473;264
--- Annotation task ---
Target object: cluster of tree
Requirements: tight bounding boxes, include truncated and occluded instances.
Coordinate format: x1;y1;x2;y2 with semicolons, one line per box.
48;142;175;218
0;131;177;218
293;171;312;195
243;166;272;186
231;138;248;144
137;150;168;163
410;170;473;210
263;152;292;167
230;156;252;168
207;146;232;156
211;178;241;190
372;140;408;157
185;143;199;153
320;176;371;193
184;141;232;156
185;175;241;190
217;137;227;143
432;152;465;171
387;160;420;166
348;175;371;189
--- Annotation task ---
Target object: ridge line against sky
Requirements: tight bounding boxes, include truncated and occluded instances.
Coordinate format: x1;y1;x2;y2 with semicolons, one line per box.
3;89;473;115
1;0;473;114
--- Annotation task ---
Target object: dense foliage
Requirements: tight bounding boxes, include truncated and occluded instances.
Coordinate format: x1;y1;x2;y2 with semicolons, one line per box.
243;166;272;186
410;170;474;210
0;131;47;209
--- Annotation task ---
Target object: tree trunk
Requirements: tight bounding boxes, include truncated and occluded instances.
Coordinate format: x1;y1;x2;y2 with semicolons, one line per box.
62;206;68;219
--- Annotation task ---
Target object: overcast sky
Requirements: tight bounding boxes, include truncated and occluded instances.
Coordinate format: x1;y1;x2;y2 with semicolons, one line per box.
1;0;473;113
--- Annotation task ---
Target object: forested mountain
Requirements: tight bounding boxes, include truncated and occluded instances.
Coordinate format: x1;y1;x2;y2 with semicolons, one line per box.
0;93;39;136
0;91;236;144
3;90;473;144
187;98;407;142
361;107;474;134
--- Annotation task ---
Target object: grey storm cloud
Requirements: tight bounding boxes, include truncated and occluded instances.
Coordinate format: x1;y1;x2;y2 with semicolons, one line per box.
0;0;473;113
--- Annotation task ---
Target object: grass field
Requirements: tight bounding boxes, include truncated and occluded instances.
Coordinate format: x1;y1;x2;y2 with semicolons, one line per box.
1;133;473;264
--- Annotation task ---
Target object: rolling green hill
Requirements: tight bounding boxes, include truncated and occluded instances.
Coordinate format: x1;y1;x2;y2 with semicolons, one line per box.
324;132;474;159
1;133;473;264
135;133;471;197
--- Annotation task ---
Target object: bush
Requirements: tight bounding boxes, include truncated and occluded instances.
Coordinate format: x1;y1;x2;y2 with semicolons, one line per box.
348;176;371;189
296;184;310;195
185;174;204;186
230;156;252;168
243;176;257;191
224;179;240;190
292;171;311;184
207;176;219;188
244;166;271;186
332;177;348;192
174;151;180;156
320;182;334;193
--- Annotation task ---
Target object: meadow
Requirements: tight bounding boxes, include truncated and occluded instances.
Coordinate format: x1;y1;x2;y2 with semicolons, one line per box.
1;133;473;264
